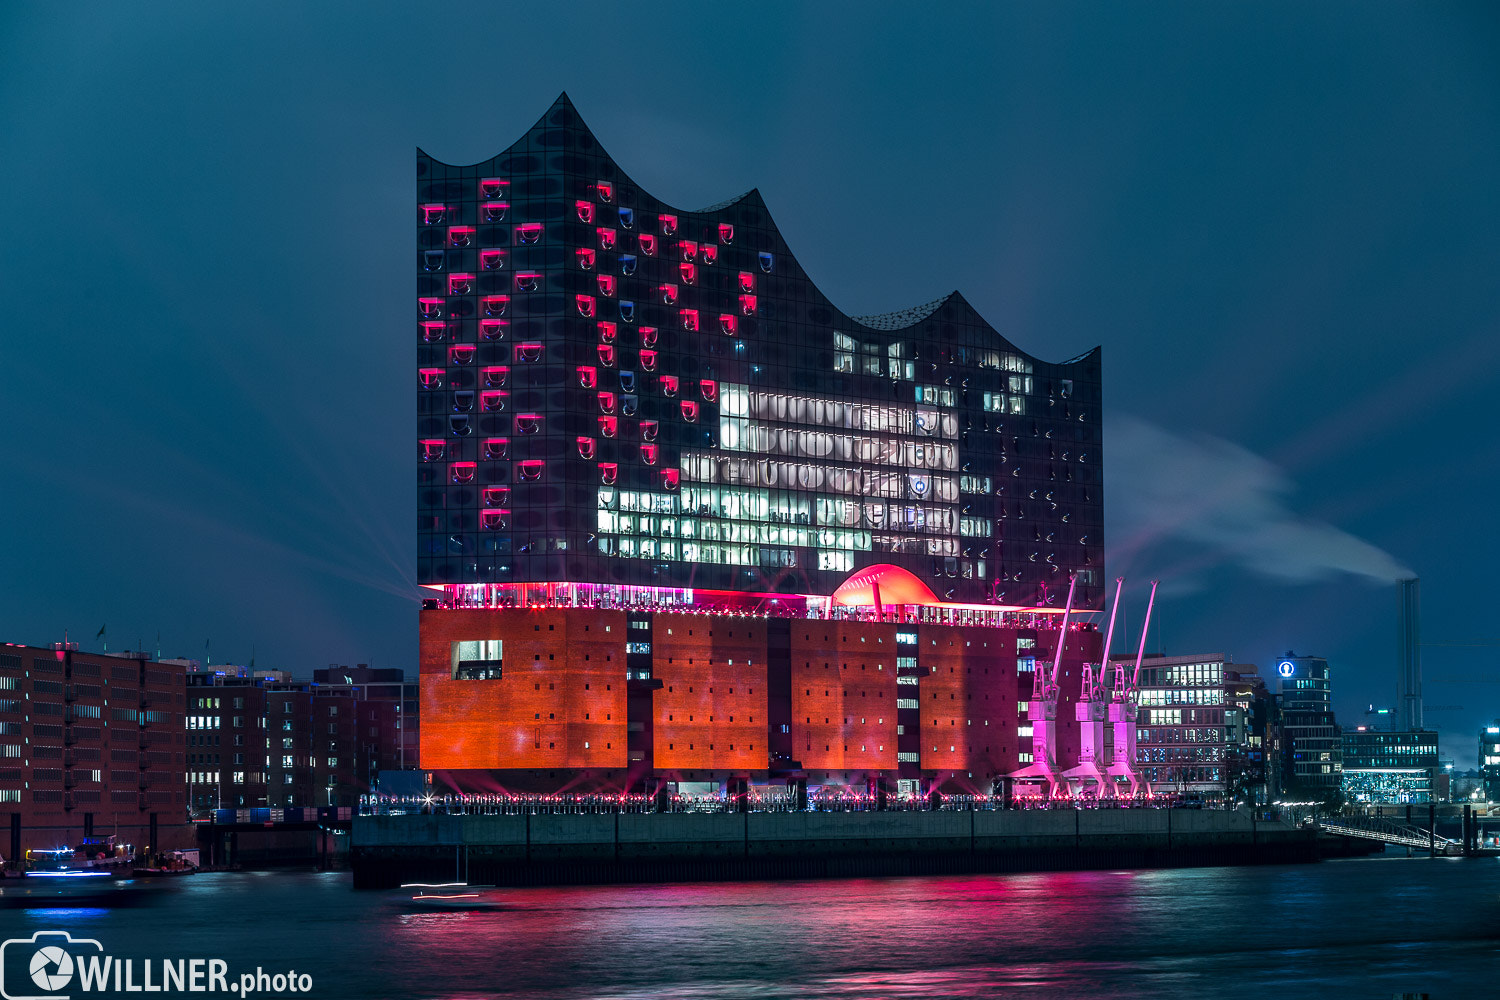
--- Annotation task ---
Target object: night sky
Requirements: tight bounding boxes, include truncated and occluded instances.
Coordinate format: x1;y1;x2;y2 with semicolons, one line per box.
3;5;1497;765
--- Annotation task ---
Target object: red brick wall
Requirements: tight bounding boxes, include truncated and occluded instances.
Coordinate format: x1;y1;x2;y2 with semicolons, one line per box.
789;620;899;773
652;613;768;772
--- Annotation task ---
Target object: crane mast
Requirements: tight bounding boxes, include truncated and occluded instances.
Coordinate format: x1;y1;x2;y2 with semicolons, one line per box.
1062;577;1123;798
1106;579;1158;797
1007;573;1078;799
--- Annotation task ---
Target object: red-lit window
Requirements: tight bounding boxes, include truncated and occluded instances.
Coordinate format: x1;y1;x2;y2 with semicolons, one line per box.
420;321;445;343
638;234;656;256
659;284;678;305
480;178;507;200
420;204;446;225
719;314;739;336
597;344;617;367
641;326;658;346
597;322;617;343
718;223;734;243
680;400;699;422
450;462;476;484
577;366;598;388
739;294;757;315
659;214;678;234
517;343;543;363
678;262;696;285
660;375;679;397
447;273;473;295
681;309;699;331
482;486;510;507
576;436;596;459
482;295;509;317
480;391;507;412
482;202;509;223
576;248;596;270
479;319;507;341
515;413;542;435
518;461;543;481
640;443;659;465
701;244;718;264
598;391;616;414
595;181;613;203
483;438;510;460
481;366;508;388
449;345;476;365
597;228;616;250
599;462;618;485
515;223;543;245
575;200;594;223
420;439;445;462
448;226;474;247
640;420;658;442
518;274;545;294
479;249;505;271
576;295;596;318
419;368;445;389
736;272;754;293
700;379;718;401
639;349;657;371
596;274;616;297
480;509;510;531
679;240;698;261
419;298;444;318
598;415;618;438
661;468;680;490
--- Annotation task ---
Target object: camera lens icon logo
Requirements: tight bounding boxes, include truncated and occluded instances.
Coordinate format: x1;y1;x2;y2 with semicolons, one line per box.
28;948;73;993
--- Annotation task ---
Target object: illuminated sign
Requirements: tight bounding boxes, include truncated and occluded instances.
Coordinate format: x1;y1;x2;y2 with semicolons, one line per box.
1278;661;1296;678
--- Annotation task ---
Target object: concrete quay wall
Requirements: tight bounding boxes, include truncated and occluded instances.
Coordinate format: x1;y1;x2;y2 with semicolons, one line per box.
351;809;1314;888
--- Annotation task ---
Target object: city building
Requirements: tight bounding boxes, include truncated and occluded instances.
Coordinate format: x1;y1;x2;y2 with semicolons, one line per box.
1339;727;1438;803
1481;722;1500;802
416;95;1105;792
0;642;190;858
1273;653;1342;801
1111;653;1231;798
1224;666;1273;805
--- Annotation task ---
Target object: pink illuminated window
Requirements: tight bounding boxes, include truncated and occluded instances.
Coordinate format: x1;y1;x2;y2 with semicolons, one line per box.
517;343;543;363
482;486;510;507
598;391;616;413
576;436;596;459
678;262;696;285
700;379;717;400
640;420;658;442
719;314;738;336
680;400;699;422
679;240;698;261
595;181;613;203
739;293;758;315
479;319;507;341
641;326;658;346
660;375;679;397
598;415;618;437
659;214;678;234
449;344;476;365
640;443;659;465
701;244;718;264
483;438;510;460
659;284;678;305
480;178;508;199
639;349;657;371
420;439;446;462
480;509;510;531
596;274;617;297
661;468;680;490
515;413;542;435
599;463;618;485
448;273;473;295
681;309;699;331
479;249;505;271
419;298;444;318
480;391;508;412
638;234;657;255
482;295;509;317
597;344;617;366
576;295;596;318
481;366;508;388
518;461;543;482
718;223;734;243
575;200;594;223
451;462;476;484
419;368;445;389
598;228;616;250
420;204;446;225
448;226;474;247
577;365;598;388
515;274;540;292
738;272;755;293
515;223;543;245
597;322;617;343
482;202;509;223
421;321;445;343
576;248;596;270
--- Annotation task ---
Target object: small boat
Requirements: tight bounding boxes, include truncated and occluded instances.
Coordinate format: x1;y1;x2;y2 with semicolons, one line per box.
0;851;142;908
399;882;508;912
133;849;201;877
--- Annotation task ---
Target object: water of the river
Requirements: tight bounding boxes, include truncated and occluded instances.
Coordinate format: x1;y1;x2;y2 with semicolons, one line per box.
0;852;1494;999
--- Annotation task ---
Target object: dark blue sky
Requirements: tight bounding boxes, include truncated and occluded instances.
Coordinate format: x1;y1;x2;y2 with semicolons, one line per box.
2;4;1497;763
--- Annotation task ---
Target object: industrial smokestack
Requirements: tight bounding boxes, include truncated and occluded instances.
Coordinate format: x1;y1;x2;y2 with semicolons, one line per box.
1398;578;1422;731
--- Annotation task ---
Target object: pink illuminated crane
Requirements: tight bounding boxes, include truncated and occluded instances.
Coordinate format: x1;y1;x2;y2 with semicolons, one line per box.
1062;577;1124;797
1105;579;1158;797
1007;573;1079;798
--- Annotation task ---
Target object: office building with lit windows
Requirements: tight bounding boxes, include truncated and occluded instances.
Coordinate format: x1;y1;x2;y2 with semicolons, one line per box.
1273;653;1342;799
1480;722;1500;802
416;95;1104;792
1115;653;1231;797
1339;727;1438;804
